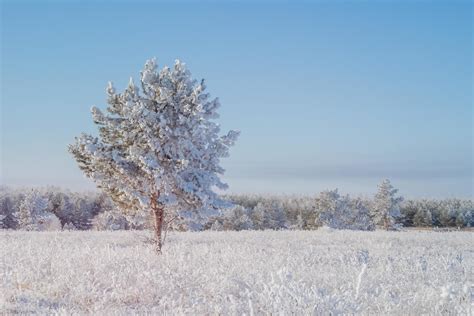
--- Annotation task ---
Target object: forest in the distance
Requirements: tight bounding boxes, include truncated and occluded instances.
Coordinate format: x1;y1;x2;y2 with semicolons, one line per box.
1;185;472;232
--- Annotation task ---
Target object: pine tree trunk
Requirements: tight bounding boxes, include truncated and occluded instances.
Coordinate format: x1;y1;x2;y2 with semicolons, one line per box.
151;193;164;253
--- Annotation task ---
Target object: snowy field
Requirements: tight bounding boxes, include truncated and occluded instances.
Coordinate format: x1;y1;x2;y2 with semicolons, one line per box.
1;230;472;315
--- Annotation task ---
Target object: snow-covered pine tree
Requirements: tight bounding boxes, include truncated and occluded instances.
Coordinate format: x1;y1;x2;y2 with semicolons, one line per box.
15;190;44;230
348;197;374;231
316;189;373;230
316;189;341;228
250;202;267;230
0;191;17;229
413;206;433;227
69;58;239;252
371;179;403;230
268;201;288;230
455;211;466;228
49;191;74;227
251;200;287;230
438;207;456;227
222;205;253;231
290;213;305;230
15;189;61;231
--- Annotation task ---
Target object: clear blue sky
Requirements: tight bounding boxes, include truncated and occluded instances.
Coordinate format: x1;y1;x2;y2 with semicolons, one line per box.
1;0;472;198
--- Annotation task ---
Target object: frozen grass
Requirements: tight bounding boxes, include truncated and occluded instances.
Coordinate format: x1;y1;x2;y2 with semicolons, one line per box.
1;230;472;314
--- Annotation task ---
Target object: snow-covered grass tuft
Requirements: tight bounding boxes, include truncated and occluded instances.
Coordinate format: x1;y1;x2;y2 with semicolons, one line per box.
1;230;472;314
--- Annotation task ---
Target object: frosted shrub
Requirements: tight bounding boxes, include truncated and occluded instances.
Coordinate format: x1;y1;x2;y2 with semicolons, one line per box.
36;213;62;231
348;197;374;230
92;210;129;231
317;190;374;230
290;214;305;230
222;205;253;231
62;222;77;231
0;214;6;229
251;201;287;230
210;220;224;231
125;210;152;230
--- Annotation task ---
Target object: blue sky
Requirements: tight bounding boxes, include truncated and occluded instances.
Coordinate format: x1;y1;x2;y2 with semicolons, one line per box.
1;1;472;198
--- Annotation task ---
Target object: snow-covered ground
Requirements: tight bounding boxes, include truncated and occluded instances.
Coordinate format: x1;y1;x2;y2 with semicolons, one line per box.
1;230;472;314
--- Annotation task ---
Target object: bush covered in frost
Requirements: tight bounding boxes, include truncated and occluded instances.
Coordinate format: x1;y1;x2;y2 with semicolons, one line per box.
92;209;129;231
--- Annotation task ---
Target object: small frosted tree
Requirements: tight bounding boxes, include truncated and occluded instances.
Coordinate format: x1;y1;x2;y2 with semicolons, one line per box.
15;190;61;231
0;192;16;229
348;197;374;231
69;58;238;252
316;189;341;228
316;190;373;230
251;201;287;230
222;205;253;231
413;206;433;227
15;190;45;230
47;191;73;226
70;195;93;230
290;214;305;230
371;179;403;230
92;209;129;231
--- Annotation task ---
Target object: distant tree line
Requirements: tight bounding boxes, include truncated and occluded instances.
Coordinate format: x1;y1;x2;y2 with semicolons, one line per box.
0;182;472;231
